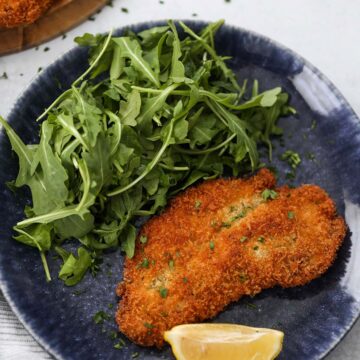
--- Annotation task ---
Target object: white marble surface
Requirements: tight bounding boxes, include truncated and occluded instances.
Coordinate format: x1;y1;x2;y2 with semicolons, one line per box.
0;0;359;358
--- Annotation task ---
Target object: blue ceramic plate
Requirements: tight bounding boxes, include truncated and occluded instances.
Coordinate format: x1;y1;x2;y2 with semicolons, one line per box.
1;20;360;360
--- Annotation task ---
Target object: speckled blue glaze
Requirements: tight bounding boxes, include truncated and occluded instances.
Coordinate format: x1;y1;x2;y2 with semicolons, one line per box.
0;20;360;360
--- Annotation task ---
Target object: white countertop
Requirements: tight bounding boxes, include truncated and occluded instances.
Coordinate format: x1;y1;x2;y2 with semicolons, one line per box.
0;0;359;358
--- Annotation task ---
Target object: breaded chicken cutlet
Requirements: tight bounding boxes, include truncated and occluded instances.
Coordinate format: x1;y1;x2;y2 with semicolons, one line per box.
0;0;54;28
116;169;346;347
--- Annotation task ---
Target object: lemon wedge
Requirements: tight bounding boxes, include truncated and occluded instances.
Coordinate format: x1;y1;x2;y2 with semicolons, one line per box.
164;323;284;360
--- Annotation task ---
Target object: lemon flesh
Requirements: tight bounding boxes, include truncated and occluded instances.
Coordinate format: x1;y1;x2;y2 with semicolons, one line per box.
164;323;284;360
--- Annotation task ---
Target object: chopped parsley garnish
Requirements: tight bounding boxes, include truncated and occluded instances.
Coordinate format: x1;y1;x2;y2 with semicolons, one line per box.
144;322;154;329
183;277;188;283
132;353;139;359
288;211;295;219
286;171;296;180
90;254;103;277
109;331;117;340
0;72;8;80
93;311;110;324
159;287;168;298
281;150;301;169
257;236;265;243
159;0;164;3
246;302;257;309
209;241;215;250
239;274;248;283
139;258;149;268
221;222;231;228
72;288;87;296
261;189;278;200
114;338;125;349
121;7;129;13
267;165;279;179
253;246;259;251
194;200;202;209
240;236;247;243
306;152;316;161
44;47;50;52
140;235;148;244
311;119;317;130
192;13;198;17
169;259;174;269
62;34;67;39
230;210;247;222
108;303;114;309
210;220;218;228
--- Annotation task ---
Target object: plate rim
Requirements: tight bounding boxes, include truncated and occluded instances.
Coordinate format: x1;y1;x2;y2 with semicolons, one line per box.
0;18;359;360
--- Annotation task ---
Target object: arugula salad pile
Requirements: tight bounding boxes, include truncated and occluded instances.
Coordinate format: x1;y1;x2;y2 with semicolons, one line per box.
0;20;294;285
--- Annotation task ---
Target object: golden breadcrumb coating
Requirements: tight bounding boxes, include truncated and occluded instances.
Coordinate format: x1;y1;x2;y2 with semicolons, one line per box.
0;0;54;28
116;169;346;347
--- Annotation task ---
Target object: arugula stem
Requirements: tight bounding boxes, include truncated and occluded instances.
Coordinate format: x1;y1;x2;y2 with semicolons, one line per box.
75;157;91;211
131;86;189;96
36;89;72;122
40;251;52;282
16;206;85;227
73;30;113;87
159;163;190;171
105;109;122;155
176;133;236;155
133;210;154;216
132;86;251;111
15;227;52;281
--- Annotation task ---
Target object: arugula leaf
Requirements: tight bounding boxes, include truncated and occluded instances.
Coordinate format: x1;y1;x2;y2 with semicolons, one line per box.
188;115;219;147
168;20;185;82
138;26;169;48
207;99;258;169
54;213;94;239
83;133;112;194
118;90;141;126
0;117;60;215
136;83;180;132
57;247;92;286
14;223;52;251
112;37;160;87
0;117;35;187
120;224;136;258
37;121;69;204
55;113;88;150
110;46;125;80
